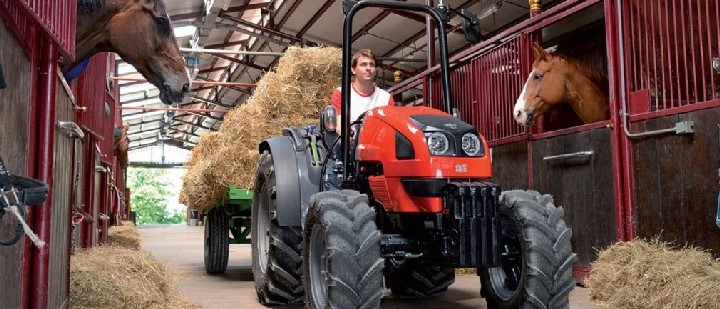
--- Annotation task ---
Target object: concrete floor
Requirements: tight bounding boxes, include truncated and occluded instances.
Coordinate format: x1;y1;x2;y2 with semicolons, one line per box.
139;224;608;309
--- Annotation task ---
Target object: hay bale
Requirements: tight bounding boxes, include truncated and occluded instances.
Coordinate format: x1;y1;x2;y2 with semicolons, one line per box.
107;225;141;250
181;46;341;211
70;246;197;309
586;238;720;309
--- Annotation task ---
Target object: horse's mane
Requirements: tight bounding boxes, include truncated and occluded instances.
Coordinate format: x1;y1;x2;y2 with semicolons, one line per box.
78;0;167;14
78;0;105;13
553;53;609;95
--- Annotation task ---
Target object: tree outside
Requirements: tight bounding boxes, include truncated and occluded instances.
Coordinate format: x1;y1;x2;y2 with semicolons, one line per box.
127;167;185;224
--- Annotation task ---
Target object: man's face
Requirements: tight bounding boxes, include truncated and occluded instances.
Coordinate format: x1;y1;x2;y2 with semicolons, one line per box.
352;55;377;83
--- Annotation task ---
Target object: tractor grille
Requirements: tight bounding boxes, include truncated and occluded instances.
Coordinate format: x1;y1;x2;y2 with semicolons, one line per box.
441;182;501;268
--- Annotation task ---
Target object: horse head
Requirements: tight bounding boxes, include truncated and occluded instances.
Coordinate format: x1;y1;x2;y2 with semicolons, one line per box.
513;42;609;126
513;43;568;126
114;122;130;168
71;0;190;104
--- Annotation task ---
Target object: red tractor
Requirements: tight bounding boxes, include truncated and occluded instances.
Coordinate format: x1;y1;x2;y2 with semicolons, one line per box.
250;1;576;308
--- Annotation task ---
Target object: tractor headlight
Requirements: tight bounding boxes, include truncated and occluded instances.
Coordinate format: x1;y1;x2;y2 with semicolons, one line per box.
461;133;483;156
425;132;450;156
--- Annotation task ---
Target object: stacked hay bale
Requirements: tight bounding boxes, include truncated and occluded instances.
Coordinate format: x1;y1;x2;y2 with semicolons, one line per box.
179;132;226;210
71;223;196;308
181;46;341;212
107;221;141;250
586;238;720;309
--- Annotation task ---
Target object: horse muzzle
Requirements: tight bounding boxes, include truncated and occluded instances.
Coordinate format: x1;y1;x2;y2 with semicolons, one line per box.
159;83;189;104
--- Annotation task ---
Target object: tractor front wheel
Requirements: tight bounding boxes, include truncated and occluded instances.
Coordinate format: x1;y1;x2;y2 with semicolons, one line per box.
204;207;229;274
479;190;577;309
303;190;384;309
251;151;304;305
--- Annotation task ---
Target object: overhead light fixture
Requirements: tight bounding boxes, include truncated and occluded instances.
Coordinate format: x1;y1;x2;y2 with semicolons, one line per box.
173;25;197;38
477;1;503;20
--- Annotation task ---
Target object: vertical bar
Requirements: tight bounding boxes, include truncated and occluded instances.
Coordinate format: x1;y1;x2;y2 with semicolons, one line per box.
704;0;715;100
696;0;707;102
688;0;699;103
21;24;39;309
492;49;499;138
662;0;673;107
716;0;720;100
679;0;690;105
648;0;659;109
605;0;628;240
671;0;681;106
31;39;58;309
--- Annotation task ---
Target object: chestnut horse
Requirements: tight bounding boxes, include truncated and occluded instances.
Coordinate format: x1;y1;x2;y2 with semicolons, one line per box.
513;43;609;126
113;122;130;168
63;0;189;104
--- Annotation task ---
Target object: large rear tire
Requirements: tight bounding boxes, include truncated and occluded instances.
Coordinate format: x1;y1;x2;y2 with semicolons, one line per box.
480;190;577;309
251;151;304;305
303;190;384;309
384;263;455;298
204;207;229;274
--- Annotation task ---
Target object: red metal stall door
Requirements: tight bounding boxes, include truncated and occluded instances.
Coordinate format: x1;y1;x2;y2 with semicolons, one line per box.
624;0;720;115
17;0;76;59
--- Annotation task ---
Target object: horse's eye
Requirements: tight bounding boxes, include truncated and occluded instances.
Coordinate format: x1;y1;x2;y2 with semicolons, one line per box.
532;73;543;81
154;16;171;33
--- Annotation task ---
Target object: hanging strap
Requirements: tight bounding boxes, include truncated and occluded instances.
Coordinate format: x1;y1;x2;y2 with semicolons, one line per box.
0;154;49;247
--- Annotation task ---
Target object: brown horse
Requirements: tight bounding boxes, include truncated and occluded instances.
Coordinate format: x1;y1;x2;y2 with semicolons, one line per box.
113;122;130;168
513;43;609;126
63;0;189;104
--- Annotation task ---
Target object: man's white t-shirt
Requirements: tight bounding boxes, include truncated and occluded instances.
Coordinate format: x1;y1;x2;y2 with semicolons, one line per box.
331;84;395;122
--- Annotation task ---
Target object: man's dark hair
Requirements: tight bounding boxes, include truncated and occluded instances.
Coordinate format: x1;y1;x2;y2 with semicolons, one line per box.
351;49;377;68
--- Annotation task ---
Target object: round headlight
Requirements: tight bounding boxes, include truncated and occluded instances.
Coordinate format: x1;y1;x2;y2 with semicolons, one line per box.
461;133;483;156
426;132;449;156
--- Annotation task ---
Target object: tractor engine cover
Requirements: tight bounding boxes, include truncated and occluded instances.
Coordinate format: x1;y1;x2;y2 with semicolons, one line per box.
355;105;493;213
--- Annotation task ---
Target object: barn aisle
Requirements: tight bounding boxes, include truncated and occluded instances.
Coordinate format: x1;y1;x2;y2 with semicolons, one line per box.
138;224;605;309
138;224;281;309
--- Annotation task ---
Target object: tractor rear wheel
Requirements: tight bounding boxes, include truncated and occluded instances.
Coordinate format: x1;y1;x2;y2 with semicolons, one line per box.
479;190;577;309
204;207;229;274
251;151;304;305
303;190;384;309
384;263;455;298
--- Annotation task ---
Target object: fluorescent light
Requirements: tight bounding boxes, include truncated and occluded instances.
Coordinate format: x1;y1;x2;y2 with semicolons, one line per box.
174;25;197;38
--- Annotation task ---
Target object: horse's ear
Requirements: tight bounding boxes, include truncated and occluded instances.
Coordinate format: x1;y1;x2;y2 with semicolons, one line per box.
139;0;163;17
532;42;549;61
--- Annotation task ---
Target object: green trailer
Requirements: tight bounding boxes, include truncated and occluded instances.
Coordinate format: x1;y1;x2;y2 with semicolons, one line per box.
203;186;253;274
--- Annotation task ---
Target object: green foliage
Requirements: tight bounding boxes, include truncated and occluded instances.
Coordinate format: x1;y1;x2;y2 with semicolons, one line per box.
127;167;185;224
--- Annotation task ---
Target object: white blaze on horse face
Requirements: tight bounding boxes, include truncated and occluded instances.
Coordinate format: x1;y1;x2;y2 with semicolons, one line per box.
514;71;535;125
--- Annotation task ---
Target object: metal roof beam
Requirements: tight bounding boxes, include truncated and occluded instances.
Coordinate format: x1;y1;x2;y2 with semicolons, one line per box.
223;2;272;13
172;118;218;131
205;39;249;49
214;22;291;47
220;13;304;44
188;94;235;108
199;66;231;74
212;53;267;71
168;126;203;138
296;0;334;38
173;110;224;122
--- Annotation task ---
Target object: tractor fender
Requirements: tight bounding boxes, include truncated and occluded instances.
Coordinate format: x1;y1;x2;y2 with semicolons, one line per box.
259;136;302;226
259;136;320;227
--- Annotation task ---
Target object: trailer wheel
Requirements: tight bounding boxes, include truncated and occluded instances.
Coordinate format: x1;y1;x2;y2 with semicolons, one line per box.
251;151;304;305
204;207;229;274
385;263;455;298
480;190;577;309
303;190;384;309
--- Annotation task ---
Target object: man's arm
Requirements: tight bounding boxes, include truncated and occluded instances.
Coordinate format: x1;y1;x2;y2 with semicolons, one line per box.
331;88;343;134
